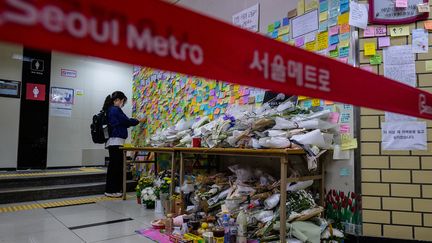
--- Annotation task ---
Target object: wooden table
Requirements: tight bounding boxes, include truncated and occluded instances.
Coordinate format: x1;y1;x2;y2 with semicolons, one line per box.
121;147;325;241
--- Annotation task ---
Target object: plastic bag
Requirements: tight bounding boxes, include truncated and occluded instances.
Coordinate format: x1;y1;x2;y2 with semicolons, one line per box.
291;129;327;148
272;117;298;130
287;180;314;191
258;137;291;148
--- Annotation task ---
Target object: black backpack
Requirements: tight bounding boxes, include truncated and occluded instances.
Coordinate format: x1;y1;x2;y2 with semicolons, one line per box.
90;110;109;144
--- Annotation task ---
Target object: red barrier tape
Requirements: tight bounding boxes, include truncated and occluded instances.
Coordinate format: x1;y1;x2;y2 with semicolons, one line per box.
0;0;431;119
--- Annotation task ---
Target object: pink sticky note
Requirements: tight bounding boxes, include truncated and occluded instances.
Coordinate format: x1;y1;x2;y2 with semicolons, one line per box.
329;26;339;36
374;26;387;36
396;0;407;8
340;124;350;133
363;26;375;37
338;57;348;63
295;37;305;47
328;112;340;124
378;36;390;48
361;65;373;72
329;45;337;51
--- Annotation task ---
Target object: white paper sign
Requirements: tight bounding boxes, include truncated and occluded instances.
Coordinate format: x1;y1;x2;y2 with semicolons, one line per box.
349;2;369;29
412;29;429;53
50;103;72;118
383;45;416;87
291;9;319;39
232;4;260;32
385;112;417;122
382;122;427;150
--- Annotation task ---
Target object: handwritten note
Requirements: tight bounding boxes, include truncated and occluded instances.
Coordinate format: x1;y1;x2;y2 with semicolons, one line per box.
295;36;305;47
319;20;328;32
374;26;387;36
328;112;340;123
360;65;374;72
306;41;317;51
317;31;329;50
312;99;321;106
305;32;316;43
340;23;350;33
348;1;368;29
320;0;328;12
364;42;376;56
418;3;430;13
412;29;428;53
320;11;328;21
395;0;408;8
339;39;350;47
363;26;375;37
329;25;339;36
338;13;349;25
340;124;351;133
339;47;349;57
370;54;382;65
330;35;339;45
383;45;416;87
389;25;410;36
278;26;290;36
378;36;391;48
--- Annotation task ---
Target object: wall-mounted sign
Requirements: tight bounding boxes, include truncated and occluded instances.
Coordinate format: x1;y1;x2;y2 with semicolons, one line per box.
50;87;74;104
369;0;429;24
0;79;21;98
291;9;319;39
232;3;259;32
26;83;46;101
61;69;77;78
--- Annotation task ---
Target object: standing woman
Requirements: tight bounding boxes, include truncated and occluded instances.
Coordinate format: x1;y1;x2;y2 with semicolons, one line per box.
102;91;139;197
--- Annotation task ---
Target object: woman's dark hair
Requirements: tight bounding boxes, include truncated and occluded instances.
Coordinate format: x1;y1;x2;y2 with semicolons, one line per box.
102;91;127;111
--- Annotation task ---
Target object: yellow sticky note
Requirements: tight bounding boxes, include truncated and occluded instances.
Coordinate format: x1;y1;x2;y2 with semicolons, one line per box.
426;60;432;71
297;0;305;15
305;0;318;11
288;40;295;46
312;99;321;106
341;134;358;150
317;31;329;50
364;42;376;56
306;41;317;51
278;26;290;36
338;13;349;25
319;12;328;21
298;96;309;101
388;25;410;36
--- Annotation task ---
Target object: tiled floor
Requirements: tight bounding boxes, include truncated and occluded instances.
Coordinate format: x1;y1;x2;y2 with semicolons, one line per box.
0;194;161;243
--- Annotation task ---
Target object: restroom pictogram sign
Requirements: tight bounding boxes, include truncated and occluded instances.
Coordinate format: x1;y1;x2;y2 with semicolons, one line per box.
26;83;46;101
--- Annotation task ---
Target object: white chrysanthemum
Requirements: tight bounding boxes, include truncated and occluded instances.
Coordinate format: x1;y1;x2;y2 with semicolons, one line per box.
143;195;149;201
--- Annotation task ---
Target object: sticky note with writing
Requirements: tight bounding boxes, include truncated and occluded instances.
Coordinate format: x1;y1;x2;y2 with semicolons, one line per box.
424;20;432;30
317;31;329;50
395;0;408;8
389;25;410;36
364;42;376;56
320;11;328;21
329;25;339;36
339;47;349;57
370;54;382;65
378;36;390;48
374;26;387;36
312;99;321;106
363;26;375;37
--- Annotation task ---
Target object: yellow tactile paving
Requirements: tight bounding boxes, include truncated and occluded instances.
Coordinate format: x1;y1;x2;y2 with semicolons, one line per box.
0;195;129;213
0;168;105;178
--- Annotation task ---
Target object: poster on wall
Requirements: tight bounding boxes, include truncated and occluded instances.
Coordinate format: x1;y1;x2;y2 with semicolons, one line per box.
369;0;429;24
0;79;21;98
232;3;260;32
50;87;74;117
26;83;46;101
382;121;427;150
291;9;319;39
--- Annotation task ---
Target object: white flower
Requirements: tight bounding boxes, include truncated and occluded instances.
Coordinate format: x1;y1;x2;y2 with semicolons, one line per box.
143;195;149;201
149;190;154;195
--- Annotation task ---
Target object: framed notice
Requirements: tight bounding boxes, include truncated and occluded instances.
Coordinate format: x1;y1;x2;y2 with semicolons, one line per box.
0;79;21;98
50;87;74;104
369;0;429;24
291;9;319;39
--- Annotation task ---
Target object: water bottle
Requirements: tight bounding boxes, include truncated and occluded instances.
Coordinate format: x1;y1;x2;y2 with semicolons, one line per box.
222;214;230;243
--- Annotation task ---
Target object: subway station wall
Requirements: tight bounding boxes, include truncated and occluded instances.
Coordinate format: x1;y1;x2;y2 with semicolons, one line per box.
0;42;133;168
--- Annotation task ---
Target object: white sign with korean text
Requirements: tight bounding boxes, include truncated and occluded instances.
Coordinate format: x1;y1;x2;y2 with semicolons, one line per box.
232;4;260;32
291;9;319;39
382;121;427;150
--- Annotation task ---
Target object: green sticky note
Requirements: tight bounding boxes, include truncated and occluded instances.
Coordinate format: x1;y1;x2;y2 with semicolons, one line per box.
330;49;339;58
267;23;275;32
370;54;382;65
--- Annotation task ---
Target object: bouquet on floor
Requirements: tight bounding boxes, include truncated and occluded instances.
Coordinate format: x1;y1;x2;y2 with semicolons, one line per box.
136;175;155;199
141;187;157;209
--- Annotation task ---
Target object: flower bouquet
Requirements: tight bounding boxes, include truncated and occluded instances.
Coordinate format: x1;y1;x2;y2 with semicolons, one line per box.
135;175;155;204
141;187;157;209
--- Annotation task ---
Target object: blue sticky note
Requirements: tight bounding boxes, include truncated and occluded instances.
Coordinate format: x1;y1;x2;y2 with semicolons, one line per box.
328;16;338;27
196;97;202;103
282;17;289;26
329;35;339;45
303;100;312;108
329;8;339;18
340;2;349;13
340;32;350;41
339;47;349;57
255;94;264;103
340;0;349;4
319;20;328;32
340;168;350;176
282;35;290;42
320;1;328;12
274;20;281;29
271;30;278;39
329;0;339;9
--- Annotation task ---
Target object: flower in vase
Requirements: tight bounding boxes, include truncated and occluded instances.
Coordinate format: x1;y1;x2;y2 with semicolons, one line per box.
351;192;357;199
348;198;353;207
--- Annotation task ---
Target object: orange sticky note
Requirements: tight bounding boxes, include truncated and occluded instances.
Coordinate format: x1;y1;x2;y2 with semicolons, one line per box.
425;20;432;30
339;24;350;33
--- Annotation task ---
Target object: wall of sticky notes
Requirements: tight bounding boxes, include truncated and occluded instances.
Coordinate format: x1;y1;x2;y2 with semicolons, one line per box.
131;67;265;145
359;0;432;240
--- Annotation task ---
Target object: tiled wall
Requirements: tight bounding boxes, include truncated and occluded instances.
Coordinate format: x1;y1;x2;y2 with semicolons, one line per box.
359;2;432;240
